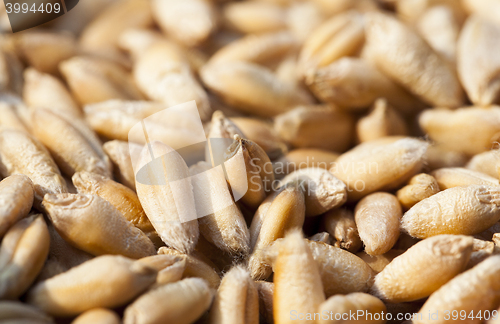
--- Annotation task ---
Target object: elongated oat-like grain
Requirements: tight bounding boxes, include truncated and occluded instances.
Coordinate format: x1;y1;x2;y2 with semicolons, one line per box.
281;167;347;217
466;149;500;179
209;266;259;324
72;171;156;241
43;193;155;258
0;129;67;206
365;12;464;107
299;10;365;76
209;31;296;66
158;247;221;289
201;61;312;118
318;293;386;324
189;161;250;256
23;68;81;117
431;167;499;190
0;174;34;238
31;108;111;177
249;183;305;280
27;255;157;317
274;104;354;153
323;208;361;253
397;173;440;209
402;185;500;238
307;240;374;297
307;57;421;113
72;308;120;324
124;278;214;324
330;137;428;201
370;235;473;303
222;1;286;34
355;192;402;255
60;56;143;105
458;15;500;106
272;231;325;324
419;106;500;156
415;255;500;324
0;214;49;299
135;141;199;254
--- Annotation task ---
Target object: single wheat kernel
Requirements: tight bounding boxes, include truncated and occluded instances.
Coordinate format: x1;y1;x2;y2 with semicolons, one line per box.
72;308;120;324
222;1;286;34
402;185;500;238
356;98;408;143
31;108;112;177
0;129;67;206
356;249;405;274
231;117;288;160
249;183;305;280
72;171;157;242
135;141;199;254
200;61;312;118
0;174;34;238
306;57;421;114
331;137;428;201
60;56;143;105
103;140;140;190
415;255;500;324
209;266;258;324
397;173;440;209
323;208;362;253
274;104;354;153
152;0;217;47
208;31;296;67
306;240;375;297
43;193;155;259
158;247;221;289
225;135;274;210
23;68;81;117
273;148;339;179
299;10;365;76
419;106;500;156
133;41;211;121
14;32;77;75
271;231;325;324
458;15;500;106
124;278;214;324
355;192;402;255
189;161;251;256
256;281;274;324
370;235;473;303
318;293;387;324
281;167;347;217
27;255;157;317
431;167;499;190
0;300;53;323
0;214;49;299
365;12;464;107
466;149;500;179
416;6;459;64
